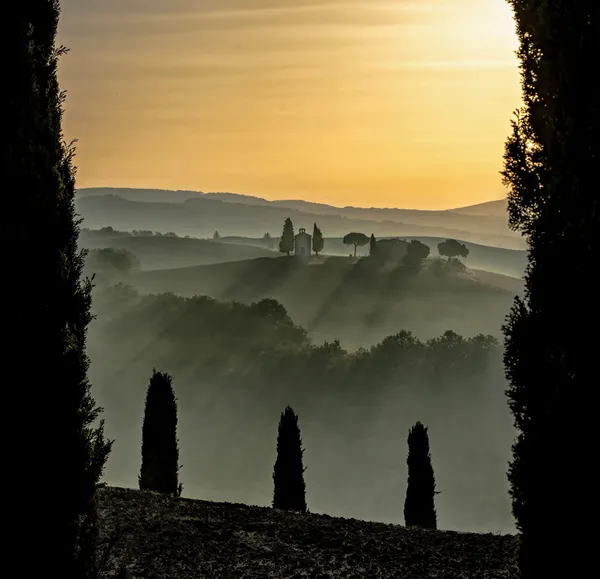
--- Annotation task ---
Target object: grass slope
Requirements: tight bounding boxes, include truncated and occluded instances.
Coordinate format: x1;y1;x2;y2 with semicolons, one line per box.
98;487;517;579
127;256;516;346
80;231;278;270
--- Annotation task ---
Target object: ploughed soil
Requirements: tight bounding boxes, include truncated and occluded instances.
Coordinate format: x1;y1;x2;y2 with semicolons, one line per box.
97;487;518;578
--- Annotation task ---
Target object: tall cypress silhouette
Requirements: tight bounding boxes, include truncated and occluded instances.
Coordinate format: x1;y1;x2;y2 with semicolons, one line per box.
279;217;294;256
139;370;181;495
501;2;597;577
404;422;437;529
369;234;377;256
272;406;307;512
5;3;111;578
312;222;324;255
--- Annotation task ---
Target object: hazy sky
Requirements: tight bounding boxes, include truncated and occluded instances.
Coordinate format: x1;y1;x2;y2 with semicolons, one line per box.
58;0;520;209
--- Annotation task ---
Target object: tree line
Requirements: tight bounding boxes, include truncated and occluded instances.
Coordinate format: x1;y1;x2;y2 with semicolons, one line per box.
139;369;437;528
91;289;500;399
276;217;470;264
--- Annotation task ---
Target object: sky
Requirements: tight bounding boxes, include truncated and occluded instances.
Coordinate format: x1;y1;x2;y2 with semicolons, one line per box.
58;0;521;210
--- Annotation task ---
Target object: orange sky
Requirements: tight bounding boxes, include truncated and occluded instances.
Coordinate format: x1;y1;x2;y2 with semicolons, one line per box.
58;0;520;210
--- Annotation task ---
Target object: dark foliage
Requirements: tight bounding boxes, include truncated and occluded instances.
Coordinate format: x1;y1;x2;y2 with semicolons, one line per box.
273;406;307;512
437;239;469;261
369;238;430;269
139;370;181;495
213;230;220;240
406;239;431;264
343;232;369;257
312;222;324;255
501;2;598;578
90;287;499;397
279;217;294;256
404;422;437;529
5;3;111;578
369;233;377;256
84;247;140;284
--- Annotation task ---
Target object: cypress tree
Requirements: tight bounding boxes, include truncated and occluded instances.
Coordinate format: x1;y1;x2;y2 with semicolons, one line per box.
501;3;597;577
404;422;437;529
312;222;324;255
5;3;111;578
369;234;377;256
272;406;307;512
139;370;181;495
279;217;294;256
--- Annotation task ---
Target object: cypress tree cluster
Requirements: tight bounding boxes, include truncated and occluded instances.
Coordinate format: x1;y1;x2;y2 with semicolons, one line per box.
502;2;597;577
404;422;437;530
139;370;181;495
6;3;111;577
273;406;307;513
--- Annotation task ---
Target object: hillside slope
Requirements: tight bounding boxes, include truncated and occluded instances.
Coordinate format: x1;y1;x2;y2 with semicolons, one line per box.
127;256;516;346
80;230;277;270
285;236;526;278
98;487;517;579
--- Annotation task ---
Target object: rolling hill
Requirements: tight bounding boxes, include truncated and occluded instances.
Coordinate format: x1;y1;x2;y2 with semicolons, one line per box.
81;227;526;279
80;229;278;270
76;188;523;249
271;236;525;278
451;199;508;217
98;487;517;579
124;256;520;347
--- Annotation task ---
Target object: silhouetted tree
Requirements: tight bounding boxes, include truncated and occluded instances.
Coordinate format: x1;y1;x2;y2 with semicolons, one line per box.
501;2;598;578
405;240;430;265
404;422;437;529
437;239;469;261
312;223;324;255
84;248;140;282
139;370;181;495
343;232;369;257
369;234;377;256
213;230;220;240
252;298;290;323
6;4;112;578
279;217;294;256
273;406;307;512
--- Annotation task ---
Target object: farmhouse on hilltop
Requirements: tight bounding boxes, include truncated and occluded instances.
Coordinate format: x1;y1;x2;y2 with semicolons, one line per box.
295;227;311;257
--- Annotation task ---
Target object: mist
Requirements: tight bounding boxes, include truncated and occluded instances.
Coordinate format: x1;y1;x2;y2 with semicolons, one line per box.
88;281;515;534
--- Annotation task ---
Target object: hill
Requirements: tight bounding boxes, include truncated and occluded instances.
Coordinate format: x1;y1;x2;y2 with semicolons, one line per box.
125;256;518;347
80;228;525;278
250;236;524;279
451;199;508;217
98;487;517;579
76;188;523;249
79;229;277;270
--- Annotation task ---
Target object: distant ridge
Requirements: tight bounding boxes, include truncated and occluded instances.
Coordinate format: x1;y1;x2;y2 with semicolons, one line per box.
75;188;521;249
450;199;508;217
78;187;506;216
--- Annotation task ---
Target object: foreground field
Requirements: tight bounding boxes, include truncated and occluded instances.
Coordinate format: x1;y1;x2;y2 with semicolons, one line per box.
98;487;517;579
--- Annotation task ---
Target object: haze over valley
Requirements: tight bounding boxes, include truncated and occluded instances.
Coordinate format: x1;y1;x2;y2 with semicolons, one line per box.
80;186;520;534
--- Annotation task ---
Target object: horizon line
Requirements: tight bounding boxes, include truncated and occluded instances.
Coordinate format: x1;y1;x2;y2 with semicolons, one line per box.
77;186;506;213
